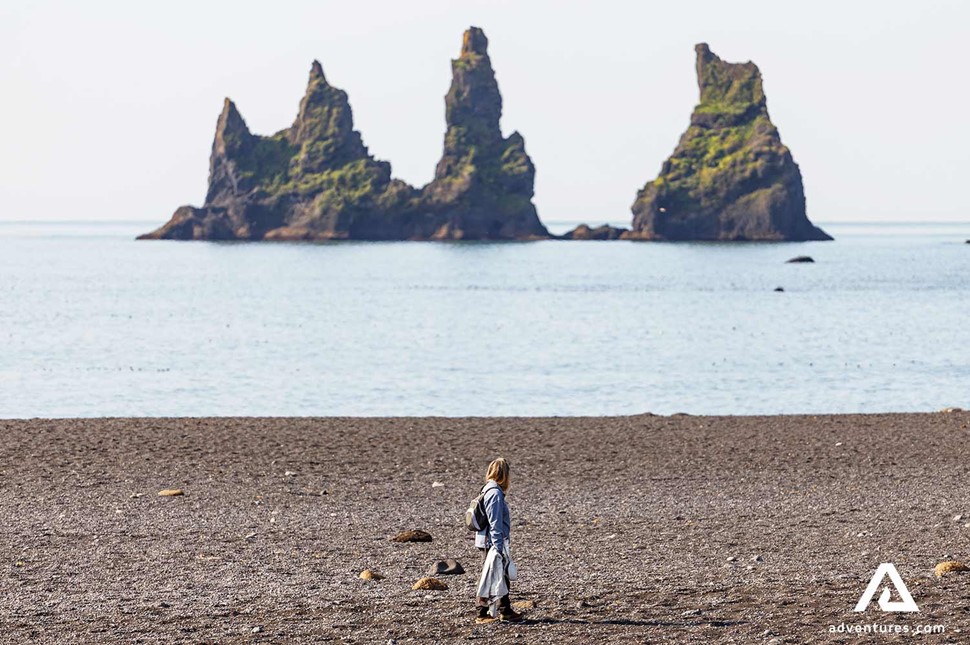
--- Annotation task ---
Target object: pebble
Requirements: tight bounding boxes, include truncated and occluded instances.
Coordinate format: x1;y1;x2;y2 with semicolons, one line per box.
412;577;447;591
954;514;963;522
431;481;444;488
391;530;432;543
360;569;384;581
252;626;262;633
284;471;297;477
157;489;184;497
428;559;464;575
935;561;969;577
753;555;764;563
726;556;736;562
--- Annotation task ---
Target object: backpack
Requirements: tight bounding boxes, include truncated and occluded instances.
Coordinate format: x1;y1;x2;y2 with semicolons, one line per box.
464;486;490;532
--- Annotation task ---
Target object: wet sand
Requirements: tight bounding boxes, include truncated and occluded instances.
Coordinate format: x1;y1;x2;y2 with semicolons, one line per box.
2;412;970;643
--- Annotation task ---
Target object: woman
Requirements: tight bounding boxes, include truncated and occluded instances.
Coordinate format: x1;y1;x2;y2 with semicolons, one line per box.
475;457;523;623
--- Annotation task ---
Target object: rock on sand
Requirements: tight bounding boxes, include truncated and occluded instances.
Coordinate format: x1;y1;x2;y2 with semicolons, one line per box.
412;577;448;591
935;561;969;577
391;530;432;543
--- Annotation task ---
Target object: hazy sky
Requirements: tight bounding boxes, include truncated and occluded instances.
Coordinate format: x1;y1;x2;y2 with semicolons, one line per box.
1;0;967;224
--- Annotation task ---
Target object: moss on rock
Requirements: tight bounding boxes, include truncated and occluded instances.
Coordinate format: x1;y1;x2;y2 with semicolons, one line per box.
629;43;831;241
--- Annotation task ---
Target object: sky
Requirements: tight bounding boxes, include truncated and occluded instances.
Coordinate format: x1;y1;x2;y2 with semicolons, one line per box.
1;0;968;225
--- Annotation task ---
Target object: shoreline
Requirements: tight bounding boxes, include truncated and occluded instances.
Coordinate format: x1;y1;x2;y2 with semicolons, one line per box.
3;412;969;643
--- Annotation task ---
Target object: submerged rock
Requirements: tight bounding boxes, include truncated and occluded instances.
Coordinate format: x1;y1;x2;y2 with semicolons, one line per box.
561;224;630;240
139;28;547;242
786;255;815;263
629;44;832;242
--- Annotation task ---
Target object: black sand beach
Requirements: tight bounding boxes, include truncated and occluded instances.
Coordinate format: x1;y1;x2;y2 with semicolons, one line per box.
3;412;970;643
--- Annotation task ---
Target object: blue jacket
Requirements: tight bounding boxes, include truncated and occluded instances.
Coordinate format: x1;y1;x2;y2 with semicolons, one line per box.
480;480;510;551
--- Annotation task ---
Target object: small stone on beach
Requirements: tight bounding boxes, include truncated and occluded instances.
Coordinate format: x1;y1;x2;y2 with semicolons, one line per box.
391;530;432;543
431;481;444;488
359;569;383;581
935;561;969;577
428;559;464;575
158;489;184;497
412;577;447;591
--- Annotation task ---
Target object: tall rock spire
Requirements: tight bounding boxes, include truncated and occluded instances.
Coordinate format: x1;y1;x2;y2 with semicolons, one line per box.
421;27;548;240
139;28;549;241
629;44;831;241
206;98;255;204
288;60;368;174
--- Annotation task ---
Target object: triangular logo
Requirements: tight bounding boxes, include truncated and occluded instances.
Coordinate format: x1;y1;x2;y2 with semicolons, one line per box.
853;563;919;612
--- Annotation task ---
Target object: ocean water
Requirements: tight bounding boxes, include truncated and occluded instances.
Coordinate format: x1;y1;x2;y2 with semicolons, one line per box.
0;220;968;418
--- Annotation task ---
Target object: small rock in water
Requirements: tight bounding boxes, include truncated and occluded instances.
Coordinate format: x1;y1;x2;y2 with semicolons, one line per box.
431;481;444;488
935;561;970;577
412;577;447;591
359;569;384;581
158;489;184;497
773;287;785;292
428;559;464;575
391;530;432;543
785;255;814;263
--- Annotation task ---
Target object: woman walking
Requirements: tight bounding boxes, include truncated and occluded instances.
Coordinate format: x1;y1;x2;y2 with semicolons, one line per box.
475;457;523;623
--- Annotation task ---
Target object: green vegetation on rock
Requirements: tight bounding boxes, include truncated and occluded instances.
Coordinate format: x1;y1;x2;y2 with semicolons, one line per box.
630;43;831;241
139;28;547;242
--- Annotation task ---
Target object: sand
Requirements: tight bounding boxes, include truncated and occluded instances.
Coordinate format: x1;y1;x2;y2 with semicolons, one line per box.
2;412;970;643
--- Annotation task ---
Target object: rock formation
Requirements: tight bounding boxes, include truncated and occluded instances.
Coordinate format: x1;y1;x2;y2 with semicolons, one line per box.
560;224;630;240
417;28;548;240
139;28;548;241
628;44;831;241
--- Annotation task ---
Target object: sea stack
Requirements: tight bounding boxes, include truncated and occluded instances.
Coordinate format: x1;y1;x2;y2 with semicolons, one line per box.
139;28;547;241
628;44;831;241
417;27;548;240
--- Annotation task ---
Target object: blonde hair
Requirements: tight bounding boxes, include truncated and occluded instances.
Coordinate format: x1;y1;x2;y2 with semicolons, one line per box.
484;457;510;492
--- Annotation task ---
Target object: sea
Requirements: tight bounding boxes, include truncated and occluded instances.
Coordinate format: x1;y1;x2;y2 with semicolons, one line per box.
1;220;967;418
